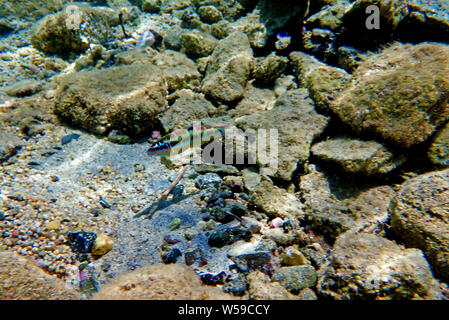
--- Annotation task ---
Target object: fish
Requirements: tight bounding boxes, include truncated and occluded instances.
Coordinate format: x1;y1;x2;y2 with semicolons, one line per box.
147;125;228;156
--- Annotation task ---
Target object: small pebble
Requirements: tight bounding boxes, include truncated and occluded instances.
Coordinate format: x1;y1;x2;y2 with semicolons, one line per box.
162;248;182;264
92;234;113;256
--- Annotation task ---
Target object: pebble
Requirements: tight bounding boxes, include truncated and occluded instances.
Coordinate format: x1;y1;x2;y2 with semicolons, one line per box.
91;234;113;256
45;220;60;231
163;234;180;245
208;226;252;248
281;246;309;266
231;251;272;272
169;217;181;230
162;248;182;264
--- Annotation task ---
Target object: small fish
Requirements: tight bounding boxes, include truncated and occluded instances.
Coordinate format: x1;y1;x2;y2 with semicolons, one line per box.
148;125;228;156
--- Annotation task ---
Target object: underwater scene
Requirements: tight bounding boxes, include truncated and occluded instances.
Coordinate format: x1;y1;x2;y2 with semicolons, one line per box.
0;0;449;301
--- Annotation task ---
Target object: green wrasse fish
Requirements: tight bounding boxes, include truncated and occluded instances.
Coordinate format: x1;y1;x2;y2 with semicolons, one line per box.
147;125;228;156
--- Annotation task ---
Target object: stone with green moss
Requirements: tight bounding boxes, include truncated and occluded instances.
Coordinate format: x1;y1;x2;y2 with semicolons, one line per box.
180;30;218;58
330;43;449;148
252;53;288;86
198;5;223;24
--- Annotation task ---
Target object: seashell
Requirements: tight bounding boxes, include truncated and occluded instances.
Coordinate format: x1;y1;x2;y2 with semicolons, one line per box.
92;234;113;256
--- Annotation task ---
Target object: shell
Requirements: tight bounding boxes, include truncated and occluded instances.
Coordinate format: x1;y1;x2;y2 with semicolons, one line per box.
91;234;113;256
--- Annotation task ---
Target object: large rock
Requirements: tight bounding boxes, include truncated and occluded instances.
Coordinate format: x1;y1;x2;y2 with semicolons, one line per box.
391;169;449;281
0;131;22;163
289;51;351;112
235;89;329;181
0;251;79;300
54;63;167;136
299;164;394;240
318;232;442;300
311;137;406;175
201;31;253;102
250;177;303;219
428;122;449;167
330;43;449;148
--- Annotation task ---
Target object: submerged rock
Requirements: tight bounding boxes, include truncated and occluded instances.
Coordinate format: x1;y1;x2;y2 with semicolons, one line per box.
330;43;449;148
236;89;329;181
54;63;167;136
247;270;300;300
272;265;317;292
391;169;449;281
428;122;449;167
317;232;442;300
299;165;394;240
0;131;22;163
311;137;406;175
201;31;253;102
208;226;252;248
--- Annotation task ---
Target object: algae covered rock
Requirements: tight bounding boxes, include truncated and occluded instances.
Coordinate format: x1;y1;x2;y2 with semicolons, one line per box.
318;232;442;300
0;131;23;163
55;63;167;136
330;43;449;148
311;137;405;175
250;177;303;219
229;84;275;118
180;30;218;58
160;89;217;132
428;122;449;167
151;50;201;91
252;53;288;86
289;51;351;112
391;169;449;281
198;5;223;24
247;270;300;300
201;31;253;102
272;265;317;292
31;4;125;57
299;164;394;240
235;89;328;181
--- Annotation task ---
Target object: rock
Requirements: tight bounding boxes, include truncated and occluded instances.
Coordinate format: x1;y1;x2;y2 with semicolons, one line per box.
297;288;318;300
299;165;395;240
93;264;236;299
92;234;113;256
198;5;223;23
317;232;442;300
272;265;317;292
289;51;351;112
257;0;307;36
241;217;262;234
208;226;252;248
201;31;253;102
5;79;43;97
330;43;449;148
55;63;167;136
0;252;80;300
223;273;248;296
180;30;218;58
162;248;182;264
195;173;222;189
107;130;131;144
311;137;406;175
151;50;201;91
230;251;272;272
236;89;329;180
45;220;60;231
281;246;309;266
247;270;300;300
391;169;449;281
67;231;97;261
428;122;449;167
229;84;276;118
241;167;262;191
250;177;303;219
31;4;123;57
264;228;298;246
200;271;227;285
0;131;22;163
142;0;162;12
252;53;288;85
161;90;217;132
